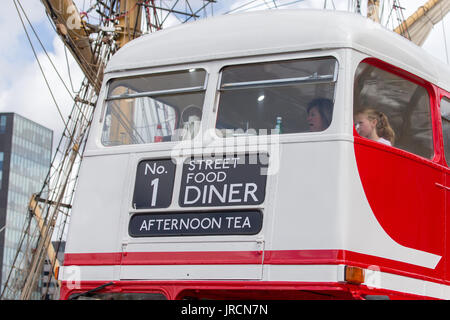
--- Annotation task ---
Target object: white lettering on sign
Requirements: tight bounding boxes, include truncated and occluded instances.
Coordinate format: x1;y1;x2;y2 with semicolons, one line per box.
138;216;252;232
183;183;258;205
145;162;167;175
186;171;227;184
187;157;240;171
225;216;251;229
182;156;264;206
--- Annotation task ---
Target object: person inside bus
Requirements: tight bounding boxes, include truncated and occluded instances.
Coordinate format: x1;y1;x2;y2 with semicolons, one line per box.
307;98;333;132
354;108;395;146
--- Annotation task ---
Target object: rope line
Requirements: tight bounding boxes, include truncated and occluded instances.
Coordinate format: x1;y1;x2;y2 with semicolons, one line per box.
13;0;69;131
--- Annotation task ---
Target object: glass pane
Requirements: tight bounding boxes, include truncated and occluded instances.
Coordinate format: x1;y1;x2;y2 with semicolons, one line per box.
354;63;433;158
102;70;206;146
108;69;206;97
441;97;450;165
221;57;336;84
216;57;337;136
102;92;204;146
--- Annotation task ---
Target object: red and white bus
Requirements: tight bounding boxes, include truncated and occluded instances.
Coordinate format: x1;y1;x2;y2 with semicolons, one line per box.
59;9;450;300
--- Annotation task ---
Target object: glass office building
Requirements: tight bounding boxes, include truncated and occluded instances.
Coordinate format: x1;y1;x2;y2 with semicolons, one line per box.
0;113;52;298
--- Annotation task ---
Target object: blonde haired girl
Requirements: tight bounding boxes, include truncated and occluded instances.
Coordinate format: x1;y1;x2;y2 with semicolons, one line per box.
354;108;395;146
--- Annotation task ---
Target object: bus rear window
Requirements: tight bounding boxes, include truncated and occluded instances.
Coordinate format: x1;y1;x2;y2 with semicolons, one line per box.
216;57;338;137
102;69;206;146
353;62;433;159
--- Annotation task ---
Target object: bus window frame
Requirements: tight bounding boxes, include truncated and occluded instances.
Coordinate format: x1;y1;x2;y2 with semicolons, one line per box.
438;90;450;167
354;57;441;165
99;67;210;148
212;54;341;140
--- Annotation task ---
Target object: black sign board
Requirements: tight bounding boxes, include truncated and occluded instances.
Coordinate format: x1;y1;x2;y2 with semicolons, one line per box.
179;154;268;207
129;210;263;237
132;159;176;209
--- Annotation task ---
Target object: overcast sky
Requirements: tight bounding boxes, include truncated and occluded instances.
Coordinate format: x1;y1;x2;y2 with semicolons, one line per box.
0;0;449;151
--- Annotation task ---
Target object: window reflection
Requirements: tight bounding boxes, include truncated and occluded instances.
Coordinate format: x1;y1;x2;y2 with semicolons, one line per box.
102;69;207;146
216;57;338;137
354;62;433;158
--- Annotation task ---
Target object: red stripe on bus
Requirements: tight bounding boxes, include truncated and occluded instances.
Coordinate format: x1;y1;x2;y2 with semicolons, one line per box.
64;250;264;266
63;249;446;284
63;249;430;268
122;250;264;265
64;249;431;269
64;250;345;266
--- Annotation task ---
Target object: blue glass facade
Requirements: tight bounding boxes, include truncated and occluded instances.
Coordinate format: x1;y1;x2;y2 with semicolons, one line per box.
0;113;52;298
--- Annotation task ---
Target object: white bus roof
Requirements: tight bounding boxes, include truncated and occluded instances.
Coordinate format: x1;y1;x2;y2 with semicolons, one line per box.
105;9;450;91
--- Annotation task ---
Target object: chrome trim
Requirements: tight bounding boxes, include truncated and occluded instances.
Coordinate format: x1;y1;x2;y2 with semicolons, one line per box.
106;85;206;101
220;74;336;90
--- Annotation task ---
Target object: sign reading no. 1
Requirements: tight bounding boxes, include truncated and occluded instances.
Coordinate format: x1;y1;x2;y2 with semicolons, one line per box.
132;159;176;209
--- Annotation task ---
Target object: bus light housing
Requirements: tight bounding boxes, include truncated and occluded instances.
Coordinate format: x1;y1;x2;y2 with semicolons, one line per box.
345;266;365;284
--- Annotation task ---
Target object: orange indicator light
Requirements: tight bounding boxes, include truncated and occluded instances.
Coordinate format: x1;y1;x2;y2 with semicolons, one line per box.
345;266;365;284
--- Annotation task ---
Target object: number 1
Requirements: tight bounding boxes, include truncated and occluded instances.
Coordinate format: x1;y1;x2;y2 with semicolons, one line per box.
150;178;159;206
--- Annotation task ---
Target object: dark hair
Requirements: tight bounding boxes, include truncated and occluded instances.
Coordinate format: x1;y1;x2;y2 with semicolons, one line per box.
307;98;333;128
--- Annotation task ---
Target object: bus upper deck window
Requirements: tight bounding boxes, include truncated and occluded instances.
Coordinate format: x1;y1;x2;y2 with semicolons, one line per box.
215;57;338;137
353;62;433;159
102;69;207;146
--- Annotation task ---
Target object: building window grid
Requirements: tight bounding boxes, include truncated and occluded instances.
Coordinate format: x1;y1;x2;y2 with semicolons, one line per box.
1;115;52;296
0;116;6;133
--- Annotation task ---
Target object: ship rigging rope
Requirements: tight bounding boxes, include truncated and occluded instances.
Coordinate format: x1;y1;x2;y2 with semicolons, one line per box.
14;0;91;128
64;45;77;94
163;0;185;24
12;0;69;132
385;0;395;29
222;0;303;15
100;1;139;22
41;0;102;92
42;6;79;94
394;0;412;40
223;0;260;14
16;0;77;100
